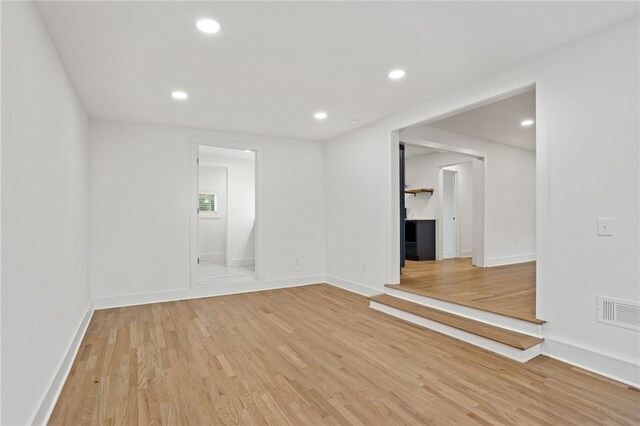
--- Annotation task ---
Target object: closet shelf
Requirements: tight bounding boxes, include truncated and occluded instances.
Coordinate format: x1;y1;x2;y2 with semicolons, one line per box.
405;188;434;196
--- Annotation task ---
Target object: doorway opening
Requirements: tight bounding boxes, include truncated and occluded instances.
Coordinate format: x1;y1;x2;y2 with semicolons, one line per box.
402;143;486;266
396;85;539;322
195;145;256;286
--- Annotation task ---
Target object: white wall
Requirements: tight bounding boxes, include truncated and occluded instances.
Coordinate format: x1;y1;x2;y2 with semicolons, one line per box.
325;17;640;384
405;152;475;257
198;166;228;261
1;2;91;424
198;153;256;267
1;3;4;423
224;158;255;266
90;120;325;301
404;127;537;265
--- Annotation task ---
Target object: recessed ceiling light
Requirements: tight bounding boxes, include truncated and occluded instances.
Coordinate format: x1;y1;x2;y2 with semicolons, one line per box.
350;119;360;124
244;150;252;153
388;69;406;80
196;18;221;34
521;119;535;126
314;111;328;120
171;90;188;100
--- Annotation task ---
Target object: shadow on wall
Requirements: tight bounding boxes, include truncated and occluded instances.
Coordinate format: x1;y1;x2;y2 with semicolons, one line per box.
236;222;256;267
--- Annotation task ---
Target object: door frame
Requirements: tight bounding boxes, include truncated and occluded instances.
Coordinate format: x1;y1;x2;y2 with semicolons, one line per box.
190;136;262;288
388;70;549;320
441;168;458;259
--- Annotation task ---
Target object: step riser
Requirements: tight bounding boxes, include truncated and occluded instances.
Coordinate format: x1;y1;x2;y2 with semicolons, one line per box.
370;301;543;363
385;288;543;337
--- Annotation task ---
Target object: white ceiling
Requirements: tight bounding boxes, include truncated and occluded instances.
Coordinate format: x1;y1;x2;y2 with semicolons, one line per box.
429;90;536;151
36;2;638;141
404;145;439;158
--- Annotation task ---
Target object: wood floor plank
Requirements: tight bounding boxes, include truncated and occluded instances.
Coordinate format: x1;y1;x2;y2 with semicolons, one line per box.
49;284;639;425
393;258;541;323
370;294;543;350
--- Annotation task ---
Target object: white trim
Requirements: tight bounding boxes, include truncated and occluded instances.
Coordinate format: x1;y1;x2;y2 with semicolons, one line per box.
93;276;324;310
370;301;542;362
543;338;640;388
190;141;200;286
387;130;401;284
385;287;543;336
485;253;536;267
441;168;458;259
459;250;473;258
32;302;95;426
325;275;381;297
534;75;551;321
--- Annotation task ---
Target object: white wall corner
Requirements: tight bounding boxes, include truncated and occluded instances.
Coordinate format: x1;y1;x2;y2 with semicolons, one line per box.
325;275;382;297
543;338;640;388
31;301;95;426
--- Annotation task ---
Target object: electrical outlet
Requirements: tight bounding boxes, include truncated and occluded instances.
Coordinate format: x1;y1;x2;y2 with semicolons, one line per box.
361;261;367;272
597;217;614;236
294;257;300;266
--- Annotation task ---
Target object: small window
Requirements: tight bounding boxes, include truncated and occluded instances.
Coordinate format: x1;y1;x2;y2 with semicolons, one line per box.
198;193;217;217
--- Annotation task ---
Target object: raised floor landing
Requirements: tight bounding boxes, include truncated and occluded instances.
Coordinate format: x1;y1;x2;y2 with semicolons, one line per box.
390;258;539;323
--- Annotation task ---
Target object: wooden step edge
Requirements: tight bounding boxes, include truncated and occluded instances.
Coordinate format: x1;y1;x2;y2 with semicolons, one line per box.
369;294;544;351
385;284;545;325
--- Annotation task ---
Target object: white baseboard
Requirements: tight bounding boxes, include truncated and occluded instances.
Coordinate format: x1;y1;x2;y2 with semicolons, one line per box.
93;275;324;310
200;252;225;262
459;250;473;258
32;302;95;426
229;257;255;267
485;253;536;267
543;337;640;388
325;275;381;297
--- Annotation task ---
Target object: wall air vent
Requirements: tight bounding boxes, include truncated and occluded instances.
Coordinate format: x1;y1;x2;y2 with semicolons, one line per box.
597;296;640;331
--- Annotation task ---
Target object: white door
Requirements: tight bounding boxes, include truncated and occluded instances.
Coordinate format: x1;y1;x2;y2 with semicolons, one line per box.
443;170;457;259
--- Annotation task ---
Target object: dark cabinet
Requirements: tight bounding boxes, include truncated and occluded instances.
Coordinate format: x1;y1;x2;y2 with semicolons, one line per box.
405;220;436;261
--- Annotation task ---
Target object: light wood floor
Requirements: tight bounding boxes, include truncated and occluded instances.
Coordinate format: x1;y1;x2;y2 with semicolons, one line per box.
393;258;539;323
50;285;639;425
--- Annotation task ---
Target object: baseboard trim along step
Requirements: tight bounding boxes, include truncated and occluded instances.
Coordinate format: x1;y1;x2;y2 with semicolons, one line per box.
369;294;543;362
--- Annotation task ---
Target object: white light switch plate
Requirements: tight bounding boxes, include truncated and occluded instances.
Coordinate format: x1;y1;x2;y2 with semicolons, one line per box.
597;217;614;236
